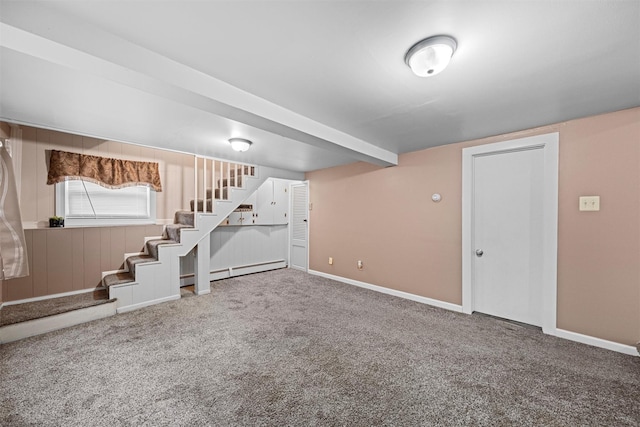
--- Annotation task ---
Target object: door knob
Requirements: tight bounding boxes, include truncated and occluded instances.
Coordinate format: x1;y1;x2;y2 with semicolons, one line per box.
475;249;483;257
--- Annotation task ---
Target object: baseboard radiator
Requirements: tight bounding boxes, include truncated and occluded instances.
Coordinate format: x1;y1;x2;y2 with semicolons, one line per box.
180;260;287;286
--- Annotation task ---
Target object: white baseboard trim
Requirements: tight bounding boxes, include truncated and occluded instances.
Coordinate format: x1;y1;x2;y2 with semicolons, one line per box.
555;328;639;357
308;270;463;313
196;289;211;296
0;300;117;344
116;294;181;314
2;287;106;306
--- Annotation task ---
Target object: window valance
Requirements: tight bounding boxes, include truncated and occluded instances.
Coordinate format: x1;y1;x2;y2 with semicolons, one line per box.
47;150;162;192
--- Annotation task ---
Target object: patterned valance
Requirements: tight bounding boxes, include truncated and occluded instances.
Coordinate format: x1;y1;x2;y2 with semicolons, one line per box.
47;150;162;192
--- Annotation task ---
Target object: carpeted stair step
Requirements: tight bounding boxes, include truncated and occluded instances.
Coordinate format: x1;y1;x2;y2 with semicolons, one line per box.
174;210;195;226
126;254;156;275
103;271;134;288
145;238;177;259
163;223;193;242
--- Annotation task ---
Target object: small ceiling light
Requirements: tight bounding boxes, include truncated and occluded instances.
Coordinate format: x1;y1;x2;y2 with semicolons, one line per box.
405;35;457;77
229;138;252;152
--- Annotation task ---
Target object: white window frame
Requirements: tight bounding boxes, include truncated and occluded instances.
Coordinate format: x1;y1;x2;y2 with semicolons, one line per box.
55;179;157;227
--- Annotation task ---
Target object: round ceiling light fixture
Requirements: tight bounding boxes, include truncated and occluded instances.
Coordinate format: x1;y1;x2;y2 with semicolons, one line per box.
229;138;252;152
405;35;457;77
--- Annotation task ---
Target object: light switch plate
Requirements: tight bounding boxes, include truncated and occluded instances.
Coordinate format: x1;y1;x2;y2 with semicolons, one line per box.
579;196;600;211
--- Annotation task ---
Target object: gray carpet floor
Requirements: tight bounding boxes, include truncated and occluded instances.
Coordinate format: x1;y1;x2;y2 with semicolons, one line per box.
1;269;638;426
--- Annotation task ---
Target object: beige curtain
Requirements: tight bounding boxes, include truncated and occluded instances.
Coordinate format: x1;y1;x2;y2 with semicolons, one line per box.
47;150;163;191
0;143;29;280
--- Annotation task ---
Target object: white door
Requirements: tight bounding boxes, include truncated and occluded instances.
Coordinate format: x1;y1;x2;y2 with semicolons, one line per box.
290;182;308;271
473;148;544;325
462;133;559;333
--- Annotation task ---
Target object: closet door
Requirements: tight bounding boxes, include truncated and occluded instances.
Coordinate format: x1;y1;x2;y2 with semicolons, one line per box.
290;182;308;271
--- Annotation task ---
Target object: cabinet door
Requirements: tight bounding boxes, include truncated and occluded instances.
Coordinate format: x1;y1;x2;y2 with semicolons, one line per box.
255;179;274;225
272;180;290;224
228;211;244;226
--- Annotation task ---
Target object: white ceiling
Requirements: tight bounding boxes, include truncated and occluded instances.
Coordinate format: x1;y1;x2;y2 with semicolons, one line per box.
1;1;639;172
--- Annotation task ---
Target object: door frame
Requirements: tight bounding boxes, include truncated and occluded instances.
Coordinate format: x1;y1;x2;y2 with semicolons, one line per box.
288;180;309;272
462;133;559;335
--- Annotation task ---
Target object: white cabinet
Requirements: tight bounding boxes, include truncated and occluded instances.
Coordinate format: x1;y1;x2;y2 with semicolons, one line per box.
227;210;251;226
222;179;293;226
255;179;289;225
272;179;289;225
226;193;256;226
255;179;274;225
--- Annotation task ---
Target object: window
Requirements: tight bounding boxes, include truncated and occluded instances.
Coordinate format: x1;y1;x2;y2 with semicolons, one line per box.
56;179;156;227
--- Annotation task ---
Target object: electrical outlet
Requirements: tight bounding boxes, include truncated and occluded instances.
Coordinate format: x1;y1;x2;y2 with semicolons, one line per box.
357;260;363;270
328;257;333;265
579;196;600;211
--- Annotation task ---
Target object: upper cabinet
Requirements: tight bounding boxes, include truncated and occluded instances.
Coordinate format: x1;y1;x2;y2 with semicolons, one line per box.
272;179;290;225
255;178;290;225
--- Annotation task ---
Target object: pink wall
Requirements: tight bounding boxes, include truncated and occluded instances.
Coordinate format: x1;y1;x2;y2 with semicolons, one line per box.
307;107;640;347
557;109;640;345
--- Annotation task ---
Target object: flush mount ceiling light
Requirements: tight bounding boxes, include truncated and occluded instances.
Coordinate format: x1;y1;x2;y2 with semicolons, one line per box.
405;35;457;77
229;138;252;152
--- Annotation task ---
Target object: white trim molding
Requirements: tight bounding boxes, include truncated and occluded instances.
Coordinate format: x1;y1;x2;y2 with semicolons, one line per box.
2;286;105;306
309;270;463;313
115;294;180;314
462;132;559;335
555;329;639;357
0;300;117;344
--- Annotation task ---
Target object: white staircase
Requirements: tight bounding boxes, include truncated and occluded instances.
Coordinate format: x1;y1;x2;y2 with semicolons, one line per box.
102;157;299;313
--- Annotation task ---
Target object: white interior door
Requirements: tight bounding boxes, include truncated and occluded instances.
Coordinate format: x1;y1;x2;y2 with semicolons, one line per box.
290;182;308;271
462;133;559;333
473;148;544;326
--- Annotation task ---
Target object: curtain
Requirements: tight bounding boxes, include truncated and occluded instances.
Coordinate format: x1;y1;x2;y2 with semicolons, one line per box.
0;143;29;280
46;150;163;191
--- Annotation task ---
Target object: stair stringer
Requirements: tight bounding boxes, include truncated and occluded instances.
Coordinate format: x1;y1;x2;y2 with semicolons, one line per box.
109;165;303;313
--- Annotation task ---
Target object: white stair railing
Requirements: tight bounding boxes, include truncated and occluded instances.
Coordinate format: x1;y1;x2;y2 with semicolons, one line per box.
192;156;256;224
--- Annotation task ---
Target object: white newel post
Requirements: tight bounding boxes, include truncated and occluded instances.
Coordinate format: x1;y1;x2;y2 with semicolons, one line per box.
194;235;211;295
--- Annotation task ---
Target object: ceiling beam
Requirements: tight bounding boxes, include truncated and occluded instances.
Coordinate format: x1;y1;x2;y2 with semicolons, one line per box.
0;21;397;167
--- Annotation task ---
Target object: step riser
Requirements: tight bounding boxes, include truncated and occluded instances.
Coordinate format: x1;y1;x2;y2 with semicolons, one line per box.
146;239;175;259
174;211;195;226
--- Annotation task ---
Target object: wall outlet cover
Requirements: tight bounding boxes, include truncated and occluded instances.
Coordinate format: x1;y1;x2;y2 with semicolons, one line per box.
579;196;600;211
